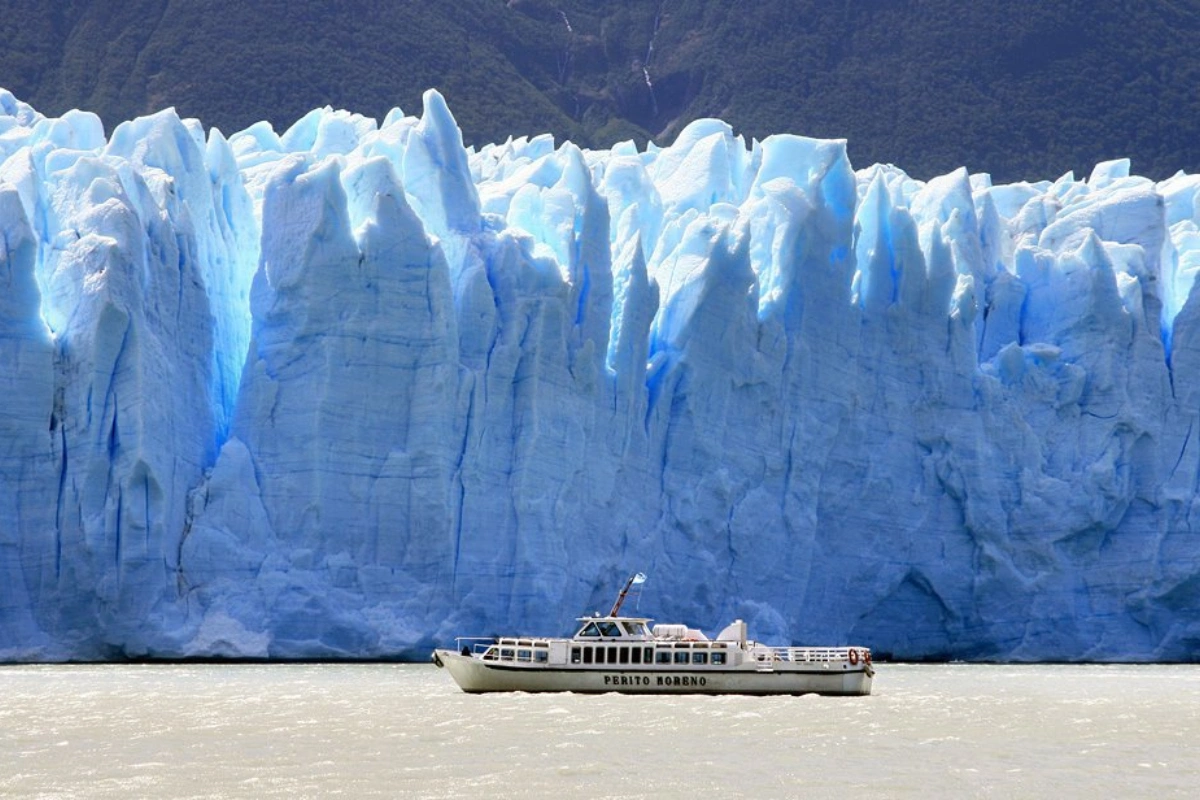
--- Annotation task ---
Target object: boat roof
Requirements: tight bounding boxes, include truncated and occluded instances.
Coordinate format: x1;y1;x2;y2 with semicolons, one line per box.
574;615;653;623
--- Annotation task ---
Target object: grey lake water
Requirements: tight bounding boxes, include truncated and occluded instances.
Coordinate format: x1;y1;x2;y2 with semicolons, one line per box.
1;663;1196;798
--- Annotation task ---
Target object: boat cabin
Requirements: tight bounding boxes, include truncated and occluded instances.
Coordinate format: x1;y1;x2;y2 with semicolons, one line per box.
572;616;652;641
471;615;748;668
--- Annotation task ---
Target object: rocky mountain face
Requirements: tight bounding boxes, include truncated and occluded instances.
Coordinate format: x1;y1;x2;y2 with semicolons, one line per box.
3;1;1199;182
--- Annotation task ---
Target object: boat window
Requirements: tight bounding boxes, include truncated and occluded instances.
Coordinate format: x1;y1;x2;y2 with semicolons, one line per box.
517;649;532;662
535;650;548;663
583;647;593;664
571;647;581;664
598;621;622;637
655;651;672;664
644;647;653;663
578;623;601;637
500;648;514;660
607;647;619;664
711;652;726;665
631;647;642;665
692;652;707;665
622;621;648;636
619;646;629;664
674;651;690;664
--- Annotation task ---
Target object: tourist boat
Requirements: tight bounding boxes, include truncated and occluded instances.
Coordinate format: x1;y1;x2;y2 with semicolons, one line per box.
432;574;874;696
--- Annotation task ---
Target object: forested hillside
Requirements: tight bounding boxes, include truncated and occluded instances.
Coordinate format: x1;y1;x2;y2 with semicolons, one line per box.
2;0;1198;182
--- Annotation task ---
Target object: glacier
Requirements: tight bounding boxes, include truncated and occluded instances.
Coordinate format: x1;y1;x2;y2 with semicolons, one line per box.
2;86;1199;662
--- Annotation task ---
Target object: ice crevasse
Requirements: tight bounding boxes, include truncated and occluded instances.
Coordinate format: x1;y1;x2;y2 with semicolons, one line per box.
2;87;1199;661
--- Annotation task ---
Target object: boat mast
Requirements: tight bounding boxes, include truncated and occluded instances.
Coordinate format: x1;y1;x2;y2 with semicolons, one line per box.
608;573;646;617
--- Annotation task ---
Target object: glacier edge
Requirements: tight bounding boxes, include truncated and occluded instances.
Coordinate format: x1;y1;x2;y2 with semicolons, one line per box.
1;86;1199;661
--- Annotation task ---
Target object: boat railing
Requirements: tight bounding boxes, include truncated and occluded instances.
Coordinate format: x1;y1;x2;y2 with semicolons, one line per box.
453;636;495;651
467;636;554;663
751;646;872;664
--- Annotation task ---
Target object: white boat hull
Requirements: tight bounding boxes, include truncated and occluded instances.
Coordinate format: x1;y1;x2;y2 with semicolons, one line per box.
433;650;873;696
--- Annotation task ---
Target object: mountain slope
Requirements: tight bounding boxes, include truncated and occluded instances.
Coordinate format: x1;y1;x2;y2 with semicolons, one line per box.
2;2;1199;189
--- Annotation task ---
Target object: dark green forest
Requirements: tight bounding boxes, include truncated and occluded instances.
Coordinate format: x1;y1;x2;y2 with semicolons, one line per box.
2;0;1198;182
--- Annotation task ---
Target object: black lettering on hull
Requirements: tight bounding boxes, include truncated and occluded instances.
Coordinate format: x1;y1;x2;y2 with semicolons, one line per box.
599;674;713;688
654;675;708;687
603;674;656;686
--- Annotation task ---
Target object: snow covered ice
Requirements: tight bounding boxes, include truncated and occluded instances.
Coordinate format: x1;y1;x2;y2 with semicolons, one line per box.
2;86;1199;661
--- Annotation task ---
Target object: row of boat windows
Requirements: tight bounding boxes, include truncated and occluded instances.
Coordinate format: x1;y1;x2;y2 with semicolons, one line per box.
487;649;550;663
481;642;730;665
571;646;727;666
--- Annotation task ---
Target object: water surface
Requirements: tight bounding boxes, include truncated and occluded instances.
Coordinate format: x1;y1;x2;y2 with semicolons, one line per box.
1;664;1196;797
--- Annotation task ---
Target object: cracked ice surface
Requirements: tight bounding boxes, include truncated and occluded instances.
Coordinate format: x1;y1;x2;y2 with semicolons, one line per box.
2;86;1200;661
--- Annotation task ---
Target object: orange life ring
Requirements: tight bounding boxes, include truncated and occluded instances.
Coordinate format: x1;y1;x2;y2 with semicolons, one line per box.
848;648;859;665
864;650;872;665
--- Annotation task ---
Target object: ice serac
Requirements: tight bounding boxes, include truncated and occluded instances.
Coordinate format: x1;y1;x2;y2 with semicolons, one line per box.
184;153;463;656
0;185;54;654
0;104;249;658
1;88;1200;662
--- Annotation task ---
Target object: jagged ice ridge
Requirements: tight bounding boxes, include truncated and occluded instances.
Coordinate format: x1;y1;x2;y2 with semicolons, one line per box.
2;87;1200;661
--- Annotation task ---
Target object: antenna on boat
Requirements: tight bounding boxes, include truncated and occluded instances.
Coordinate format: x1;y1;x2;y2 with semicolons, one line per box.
608;573;646;617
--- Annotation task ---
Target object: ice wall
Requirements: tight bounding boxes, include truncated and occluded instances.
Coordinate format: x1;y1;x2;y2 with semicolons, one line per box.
2;87;1199;661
